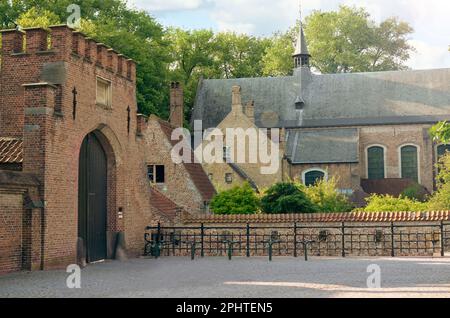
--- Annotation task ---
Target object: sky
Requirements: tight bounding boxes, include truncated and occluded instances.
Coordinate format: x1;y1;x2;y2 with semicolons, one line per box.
128;0;450;70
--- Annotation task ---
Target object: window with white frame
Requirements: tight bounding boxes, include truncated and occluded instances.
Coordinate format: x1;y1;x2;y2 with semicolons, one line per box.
303;169;326;187
400;145;419;183
225;173;233;184
96;77;112;107
147;165;165;184
367;146;385;180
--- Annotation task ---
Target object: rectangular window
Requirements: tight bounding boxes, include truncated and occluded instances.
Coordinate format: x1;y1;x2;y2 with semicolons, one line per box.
96;77;112;107
225;173;233;184
367;146;385;180
147;165;165;184
223;146;231;162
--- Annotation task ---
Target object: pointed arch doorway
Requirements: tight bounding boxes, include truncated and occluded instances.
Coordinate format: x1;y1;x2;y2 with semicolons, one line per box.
78;132;107;263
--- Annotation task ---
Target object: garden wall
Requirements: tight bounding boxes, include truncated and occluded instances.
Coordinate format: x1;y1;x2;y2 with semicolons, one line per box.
149;211;450;258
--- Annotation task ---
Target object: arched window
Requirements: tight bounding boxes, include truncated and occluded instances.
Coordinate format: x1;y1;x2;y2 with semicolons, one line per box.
367;146;385;180
303;169;326;187
400;145;419;182
437;144;450;160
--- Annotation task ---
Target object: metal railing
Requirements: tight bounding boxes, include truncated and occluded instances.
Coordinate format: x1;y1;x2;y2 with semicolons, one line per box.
144;222;449;261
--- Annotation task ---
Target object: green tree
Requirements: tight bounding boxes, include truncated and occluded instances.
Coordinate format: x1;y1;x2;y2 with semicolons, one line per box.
304;5;414;73
262;30;295;77
430;121;450;143
210;183;260;215
213;32;271;79
428;153;450;210
304;178;353;212
261;182;317;214
16;7;60;28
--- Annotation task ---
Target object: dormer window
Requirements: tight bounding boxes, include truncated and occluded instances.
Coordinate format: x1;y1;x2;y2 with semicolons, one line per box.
295;96;305;110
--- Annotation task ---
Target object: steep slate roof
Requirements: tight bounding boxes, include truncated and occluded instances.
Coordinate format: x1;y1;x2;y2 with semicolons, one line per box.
157;118;216;201
286;128;359;164
0;137;23;164
192;68;450;130
293;24;309;56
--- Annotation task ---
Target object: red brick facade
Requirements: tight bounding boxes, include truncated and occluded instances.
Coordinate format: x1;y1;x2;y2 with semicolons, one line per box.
0;26;213;274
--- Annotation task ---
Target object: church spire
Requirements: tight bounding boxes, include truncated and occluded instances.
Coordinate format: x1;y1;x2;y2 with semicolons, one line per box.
293;2;310;68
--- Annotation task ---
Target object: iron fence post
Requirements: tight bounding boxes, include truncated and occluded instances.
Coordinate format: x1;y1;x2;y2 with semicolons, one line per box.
269;243;273;262
303;243;308;262
157;222;161;243
191;242;196;260
200;223;205;258
294;222;298;258
391;222;395;257
246;223;250;258
441;221;445;257
341;222;346;258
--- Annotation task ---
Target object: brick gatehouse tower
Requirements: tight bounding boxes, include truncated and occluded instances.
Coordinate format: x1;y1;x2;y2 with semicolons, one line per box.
0;25;214;274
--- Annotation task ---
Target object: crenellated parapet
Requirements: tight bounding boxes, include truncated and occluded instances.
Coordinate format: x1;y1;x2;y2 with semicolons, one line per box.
0;25;136;82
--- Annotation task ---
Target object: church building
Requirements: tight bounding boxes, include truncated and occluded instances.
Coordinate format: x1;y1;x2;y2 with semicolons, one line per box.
192;19;450;199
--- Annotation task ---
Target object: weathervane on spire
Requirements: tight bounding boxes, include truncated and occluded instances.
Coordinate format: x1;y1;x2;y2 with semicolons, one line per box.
293;0;311;69
299;0;302;24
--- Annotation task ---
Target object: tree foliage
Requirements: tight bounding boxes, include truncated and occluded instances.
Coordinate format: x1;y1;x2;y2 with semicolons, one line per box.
210;183;260;215
304;178;353;213
430;121;450;144
261;182;317;214
428;154;450;210
304;5;414;73
359;194;428;212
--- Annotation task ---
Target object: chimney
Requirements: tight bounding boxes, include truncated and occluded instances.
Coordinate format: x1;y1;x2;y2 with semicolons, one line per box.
245;100;255;123
169;82;184;127
231;85;242;113
136;114;148;136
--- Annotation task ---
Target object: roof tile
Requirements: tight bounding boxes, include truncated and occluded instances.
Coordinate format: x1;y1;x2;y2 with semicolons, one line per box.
150;187;180;220
157;118;216;201
182;211;450;224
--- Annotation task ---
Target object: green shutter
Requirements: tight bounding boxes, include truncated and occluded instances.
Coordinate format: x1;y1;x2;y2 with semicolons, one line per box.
304;170;325;186
401;146;418;182
367;147;385;180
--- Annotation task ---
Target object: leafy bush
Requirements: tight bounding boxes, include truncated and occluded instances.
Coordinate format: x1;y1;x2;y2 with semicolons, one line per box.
401;184;428;202
304;178;353;212
359;194;428;212
261;183;317;214
428;153;450;210
210;183;260;215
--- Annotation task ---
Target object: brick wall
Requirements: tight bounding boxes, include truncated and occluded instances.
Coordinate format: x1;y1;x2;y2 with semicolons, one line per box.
138;115;208;214
165;212;450;258
0;191;24;274
200;89;283;191
0;26;168;271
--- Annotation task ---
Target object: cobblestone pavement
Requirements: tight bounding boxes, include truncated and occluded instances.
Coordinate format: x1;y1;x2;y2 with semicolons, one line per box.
1;257;450;298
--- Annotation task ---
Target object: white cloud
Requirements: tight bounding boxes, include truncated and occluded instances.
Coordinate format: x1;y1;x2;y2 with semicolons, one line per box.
130;0;203;11
210;0;321;35
408;40;450;70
